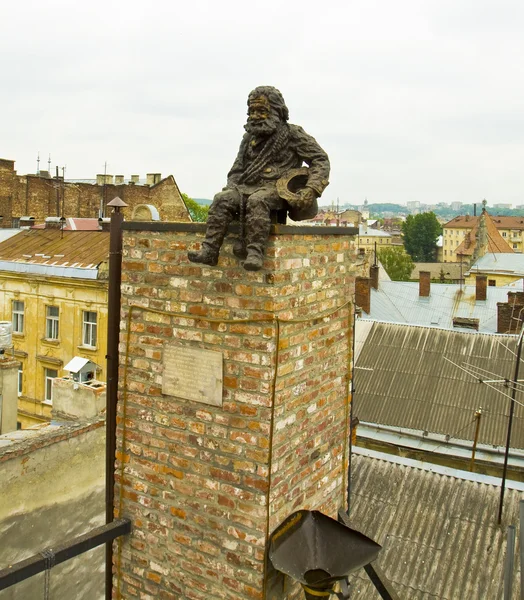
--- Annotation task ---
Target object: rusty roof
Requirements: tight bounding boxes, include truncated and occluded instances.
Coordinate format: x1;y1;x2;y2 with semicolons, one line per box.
354;321;524;449
0;229;109;269
348;451;522;598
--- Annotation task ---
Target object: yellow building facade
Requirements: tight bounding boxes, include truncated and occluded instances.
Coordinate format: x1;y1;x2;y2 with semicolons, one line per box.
443;214;523;262
0;227;109;427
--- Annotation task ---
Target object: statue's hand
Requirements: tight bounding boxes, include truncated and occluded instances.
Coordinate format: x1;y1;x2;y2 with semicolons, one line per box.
295;186;317;208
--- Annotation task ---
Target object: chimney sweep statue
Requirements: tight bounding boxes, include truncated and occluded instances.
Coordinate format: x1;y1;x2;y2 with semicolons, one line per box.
188;86;330;271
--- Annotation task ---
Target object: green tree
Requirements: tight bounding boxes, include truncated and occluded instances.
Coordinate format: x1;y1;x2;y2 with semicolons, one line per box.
402;212;442;262
378;247;414;281
182;193;209;222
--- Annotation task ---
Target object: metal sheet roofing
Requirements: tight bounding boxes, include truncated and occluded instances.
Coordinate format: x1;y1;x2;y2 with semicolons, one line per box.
348;450;522;599
468;253;524;276
354;321;524;448
0;229;109;278
368;280;518;332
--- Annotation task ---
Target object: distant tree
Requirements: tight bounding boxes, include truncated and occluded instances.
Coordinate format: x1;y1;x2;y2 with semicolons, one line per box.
182;193;209;222
402;212;442;262
378;247;414;281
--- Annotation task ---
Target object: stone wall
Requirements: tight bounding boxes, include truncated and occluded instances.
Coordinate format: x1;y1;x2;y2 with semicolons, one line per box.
113;223;361;599
0;159;191;225
0;419;105;600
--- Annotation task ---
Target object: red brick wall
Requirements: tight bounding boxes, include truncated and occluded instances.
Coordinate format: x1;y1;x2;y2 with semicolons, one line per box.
113;225;358;599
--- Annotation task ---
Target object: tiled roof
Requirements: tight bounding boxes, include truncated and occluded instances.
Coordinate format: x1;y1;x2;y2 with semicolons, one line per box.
445;214;524;230
0;229;109;274
354;321;524;448
455;211;513;256
348;451;522;598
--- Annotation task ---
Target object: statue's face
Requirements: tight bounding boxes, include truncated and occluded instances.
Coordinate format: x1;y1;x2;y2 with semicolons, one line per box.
245;95;279;137
248;96;270;122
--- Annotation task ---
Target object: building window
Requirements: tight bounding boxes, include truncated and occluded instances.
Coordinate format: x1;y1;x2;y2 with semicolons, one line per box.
489;280;496;287
444;250;447;256
502;231;507;237
513;243;518;249
44;368;58;403
12;300;24;334
18;365;22;397
46;306;59;340
83;311;97;347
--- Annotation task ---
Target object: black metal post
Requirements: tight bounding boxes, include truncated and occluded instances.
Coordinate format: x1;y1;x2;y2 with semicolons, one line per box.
347;305;357;515
105;198;126;599
498;327;524;524
363;563;400;600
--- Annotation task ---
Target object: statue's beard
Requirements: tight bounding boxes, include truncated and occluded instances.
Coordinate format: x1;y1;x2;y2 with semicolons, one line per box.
244;113;281;138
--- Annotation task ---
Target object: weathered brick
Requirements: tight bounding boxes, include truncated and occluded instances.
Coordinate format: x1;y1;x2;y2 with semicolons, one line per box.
115;228;363;599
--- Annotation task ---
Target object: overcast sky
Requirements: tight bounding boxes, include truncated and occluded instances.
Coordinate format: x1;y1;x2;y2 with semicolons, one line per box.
2;0;523;206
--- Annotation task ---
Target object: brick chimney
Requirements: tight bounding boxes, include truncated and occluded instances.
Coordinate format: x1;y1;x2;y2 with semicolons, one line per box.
370;264;379;290
355;277;371;314
146;173;161;186
497;292;524;333
419;271;431;297
475;274;487;301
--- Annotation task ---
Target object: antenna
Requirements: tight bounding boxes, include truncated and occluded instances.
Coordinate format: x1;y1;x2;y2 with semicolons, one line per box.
100;161;108;219
48;154;51;173
37;152;40;175
61;166;66;230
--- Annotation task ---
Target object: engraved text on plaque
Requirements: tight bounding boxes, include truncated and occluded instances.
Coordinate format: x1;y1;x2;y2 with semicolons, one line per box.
163;344;223;407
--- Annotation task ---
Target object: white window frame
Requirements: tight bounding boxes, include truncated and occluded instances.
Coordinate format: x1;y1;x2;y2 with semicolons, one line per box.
12;300;24;334
82;311;97;348
45;306;59;340
44;368;58;403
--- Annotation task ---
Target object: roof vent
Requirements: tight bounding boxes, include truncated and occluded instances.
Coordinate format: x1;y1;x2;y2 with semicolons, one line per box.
452;317;480;331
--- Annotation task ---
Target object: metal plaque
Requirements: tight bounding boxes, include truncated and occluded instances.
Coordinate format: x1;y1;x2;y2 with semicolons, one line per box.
162;345;223;407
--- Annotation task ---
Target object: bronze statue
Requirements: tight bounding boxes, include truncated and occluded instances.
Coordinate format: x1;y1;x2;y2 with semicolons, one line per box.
188;86;330;271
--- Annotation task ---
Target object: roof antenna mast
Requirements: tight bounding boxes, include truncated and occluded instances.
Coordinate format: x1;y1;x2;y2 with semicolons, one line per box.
36;152;40;175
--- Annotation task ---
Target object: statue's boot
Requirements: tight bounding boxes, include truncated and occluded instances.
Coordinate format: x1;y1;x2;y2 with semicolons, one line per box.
233;238;248;260
244;249;264;271
243;225;269;272
188;242;219;266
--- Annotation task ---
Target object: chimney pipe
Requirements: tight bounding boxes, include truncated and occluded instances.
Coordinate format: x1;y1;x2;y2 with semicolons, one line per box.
474;203;477;217
355;277;371;314
370;264;379;290
475;275;487;301
419;271;431;298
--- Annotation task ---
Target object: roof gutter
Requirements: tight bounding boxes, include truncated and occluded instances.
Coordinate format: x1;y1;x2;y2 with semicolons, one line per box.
358;421;524;468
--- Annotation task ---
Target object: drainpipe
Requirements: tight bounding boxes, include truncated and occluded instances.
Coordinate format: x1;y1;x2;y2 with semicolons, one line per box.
105;197;127;599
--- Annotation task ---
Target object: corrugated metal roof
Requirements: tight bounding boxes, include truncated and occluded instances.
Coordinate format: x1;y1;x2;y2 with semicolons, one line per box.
348;451;521;598
368;280;517;332
0;229;109;273
354;321;524;448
